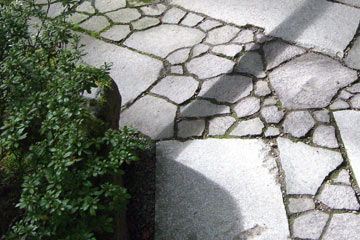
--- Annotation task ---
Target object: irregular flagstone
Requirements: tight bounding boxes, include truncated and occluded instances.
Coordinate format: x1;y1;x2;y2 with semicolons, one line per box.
263;97;277;106
131;17;160;30
316;184;359;210
181;13;204;27
192;44;209;57
172;0;360;56
263;40;305;70
261;106;285;124
42;2;65;18
254;80;271;96
79;16;110;32
205;25;240;45
350;94;360;109
106;8;141;23
177;120;205;138
76;1;95;14
269;53;357;109
198;19;222;31
292;210;329;239
65;12;88;24
235;52;266;78
79;34;162;106
198;75;252;103
140;4;167;16
288;198;315;214
277;137;343;195
330;99;350;110
347;83;360;93
313;109;330;123
166;48;191;65
180;100;230;117
333;169;351;185
208;116;236;136
230;118;264;136
162;7;186;24
100;25;130;41
211;44;243;58
233;97;261;118
264;127;280;137
156;139;289;239
151;76;198;104
119;95;177;139
323;213;360;240
334;110;360;183
338;90;353;100
282;111;315;138
186;54;234;79
232;29;254;44
313;125;339;148
170;66;183;74
94;0;126;12
125;25;205;58
345;37;360;70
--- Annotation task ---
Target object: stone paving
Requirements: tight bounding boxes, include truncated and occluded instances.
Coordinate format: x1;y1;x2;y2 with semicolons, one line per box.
37;0;360;239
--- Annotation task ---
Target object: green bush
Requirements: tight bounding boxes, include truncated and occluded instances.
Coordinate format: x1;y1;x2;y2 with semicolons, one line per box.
0;1;145;239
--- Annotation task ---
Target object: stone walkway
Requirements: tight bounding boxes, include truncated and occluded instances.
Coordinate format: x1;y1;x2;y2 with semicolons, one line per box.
41;0;360;239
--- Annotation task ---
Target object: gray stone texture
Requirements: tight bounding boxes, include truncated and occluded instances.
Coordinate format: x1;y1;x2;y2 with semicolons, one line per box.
65;13;88;24
167;48;191;65
336;0;360;7
43;2;65;18
180;100;230;117
106;8;141;23
313;125;339;148
132;17;160;30
244;42;260;51
235;52;266;78
76;1;95;13
79;16;110;32
313;109;330;123
208;116;236;136
232;29;254;44
333;169;351;185
162;7;186;24
172;0;360;56
95;0;126;12
181;13;204;27
330;99;350;110
151;76;198;104
212;44;243;58
263;97;277;106
79;34;162;106
350;94;360;109
255;32;273;43
199;75;252;103
338;90;353;100
265;127;280;137
261;106;285;124
263;40;305;70
345;37;360;70
199;19;222;31
205;25;240;45
177;120;205;138
269;53;357;109
282;111;315;138
234;97;261;118
140;4;167;16
334;110;360;184
288;198;315;214
192;44;209;57
119;95;176;139
323;213;360;240
254;80;271;96
170;66;183;74
125;25;205;58
186;54;234;79
230;118;264;136
156;139;289;239
317;184;360;210
277;137;343;195
100;25;130;41
292;211;329;239
347;83;360;93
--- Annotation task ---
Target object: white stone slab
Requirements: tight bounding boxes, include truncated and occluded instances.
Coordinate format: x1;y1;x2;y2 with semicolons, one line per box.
156;139;289;239
322;213;360;240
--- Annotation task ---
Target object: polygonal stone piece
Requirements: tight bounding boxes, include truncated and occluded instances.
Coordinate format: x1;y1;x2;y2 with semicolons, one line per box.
261;106;285;124
100;25;130;41
283;111;315;138
235;52;266;78
212;44;243;58
292;211;329;240
156;139;289;239
132;17;160;30
205;25;240;45
95;0;126;12
76;1;95;14
317;184;360;210
198;75;252;103
180;100;230;117
170;66;183;74
65;13;88;24
345;37;360;70
232;29;254;44
198;19;222;31
79;16;110;32
192;44;209;57
288;198;315;214
167;48;191;65
265;127;280;137
177;120;205;138
254;80;271;96
350;94;360;109
186;54;234;79
269;53;357;109
263;40;305;70
347;83;360;93
333;169;351;185
162;7;186;24
140;4;167;16
233;97;261;118
181;13;203;27
106;8;141;23
313;109;330;123
42;2;65;18
338;90;353;100
277;137;343;195
119;95;177;139
323;213;360;240
263;97;277;106
244;42;260;51
230;118;264;136
151;76;198;104
208;116;236;136
125;25;205;58
313;125;339;148
330;99;350;110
